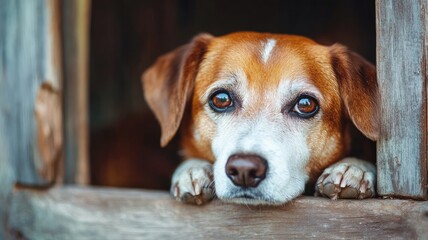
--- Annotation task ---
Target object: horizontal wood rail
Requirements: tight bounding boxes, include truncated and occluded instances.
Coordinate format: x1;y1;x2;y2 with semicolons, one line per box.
8;187;428;239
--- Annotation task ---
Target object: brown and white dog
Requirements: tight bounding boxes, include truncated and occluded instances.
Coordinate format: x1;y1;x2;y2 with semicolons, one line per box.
142;32;379;205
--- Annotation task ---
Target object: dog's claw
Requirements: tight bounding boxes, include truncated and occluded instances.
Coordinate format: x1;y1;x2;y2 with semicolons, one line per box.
173;185;179;198
171;159;215;205
315;158;376;200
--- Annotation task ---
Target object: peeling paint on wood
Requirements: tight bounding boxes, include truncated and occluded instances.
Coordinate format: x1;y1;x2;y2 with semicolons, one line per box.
35;82;62;182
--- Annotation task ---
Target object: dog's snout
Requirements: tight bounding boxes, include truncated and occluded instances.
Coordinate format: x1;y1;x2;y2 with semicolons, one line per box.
225;154;267;188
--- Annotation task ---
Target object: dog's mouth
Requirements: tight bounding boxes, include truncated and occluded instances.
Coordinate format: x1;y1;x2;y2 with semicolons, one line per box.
238;193;255;199
228;189;261;199
222;191;281;205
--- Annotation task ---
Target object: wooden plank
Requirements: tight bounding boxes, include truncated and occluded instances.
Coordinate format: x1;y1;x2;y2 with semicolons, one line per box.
7;187;428;239
62;0;91;185
376;0;428;199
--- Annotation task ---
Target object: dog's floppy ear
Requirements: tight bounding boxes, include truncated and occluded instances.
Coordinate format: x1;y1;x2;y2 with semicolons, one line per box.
142;33;213;147
330;44;380;141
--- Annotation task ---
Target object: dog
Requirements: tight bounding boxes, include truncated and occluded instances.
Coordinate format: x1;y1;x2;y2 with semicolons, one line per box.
142;32;378;205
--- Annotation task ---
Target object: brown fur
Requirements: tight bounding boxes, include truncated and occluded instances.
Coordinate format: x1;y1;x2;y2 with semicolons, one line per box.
142;32;378;185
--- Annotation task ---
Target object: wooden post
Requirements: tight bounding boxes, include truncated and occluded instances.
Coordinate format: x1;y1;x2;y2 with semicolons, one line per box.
376;0;428;199
0;0;63;238
0;0;63;186
62;0;91;185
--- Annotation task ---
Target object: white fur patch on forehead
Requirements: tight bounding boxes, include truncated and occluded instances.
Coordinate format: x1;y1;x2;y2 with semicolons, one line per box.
260;39;276;64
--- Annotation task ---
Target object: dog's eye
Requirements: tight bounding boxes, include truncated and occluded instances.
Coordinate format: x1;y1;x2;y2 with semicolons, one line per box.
209;90;233;112
293;96;319;118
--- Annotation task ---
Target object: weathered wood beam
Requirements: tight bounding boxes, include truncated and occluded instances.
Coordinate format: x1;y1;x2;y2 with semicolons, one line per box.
376;0;428;199
0;0;63;187
0;0;63;238
62;0;91;184
8;187;428;239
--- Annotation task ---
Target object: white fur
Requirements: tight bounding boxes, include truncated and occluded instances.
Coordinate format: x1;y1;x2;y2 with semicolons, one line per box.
206;76;322;205
212;115;310;205
316;158;376;199
278;78;325;105
171;159;213;197
200;71;248;103
177;70;327;205
261;39;276;64
192;126;201;142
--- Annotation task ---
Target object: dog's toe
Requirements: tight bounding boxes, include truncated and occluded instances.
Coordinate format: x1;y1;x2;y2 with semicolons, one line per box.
315;158;376;200
171;159;215;205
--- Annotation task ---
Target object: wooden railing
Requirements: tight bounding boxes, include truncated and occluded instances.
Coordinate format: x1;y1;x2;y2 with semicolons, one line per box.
7;187;428;239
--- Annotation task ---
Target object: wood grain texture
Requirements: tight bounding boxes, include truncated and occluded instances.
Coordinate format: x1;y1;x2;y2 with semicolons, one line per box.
8;187;428;239
376;0;428;199
0;0;62;186
0;0;63;238
62;0;91;185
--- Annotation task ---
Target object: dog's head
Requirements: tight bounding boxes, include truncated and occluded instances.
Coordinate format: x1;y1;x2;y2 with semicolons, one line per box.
143;32;379;205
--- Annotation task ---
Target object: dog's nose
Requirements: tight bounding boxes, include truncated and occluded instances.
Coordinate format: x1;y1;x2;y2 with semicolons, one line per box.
225;154;267;188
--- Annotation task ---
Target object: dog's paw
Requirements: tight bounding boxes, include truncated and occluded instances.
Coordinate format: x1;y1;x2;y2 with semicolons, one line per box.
315;158;376;200
171;159;215;205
